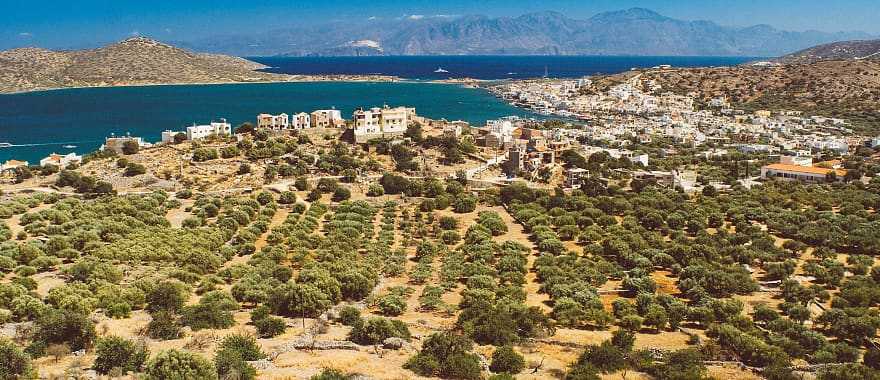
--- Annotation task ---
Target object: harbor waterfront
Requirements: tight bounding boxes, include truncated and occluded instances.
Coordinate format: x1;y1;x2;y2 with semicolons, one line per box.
0;81;533;163
0;56;756;164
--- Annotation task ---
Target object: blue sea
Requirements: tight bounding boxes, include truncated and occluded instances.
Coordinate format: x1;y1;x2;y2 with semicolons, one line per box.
252;55;756;80
0;56;755;163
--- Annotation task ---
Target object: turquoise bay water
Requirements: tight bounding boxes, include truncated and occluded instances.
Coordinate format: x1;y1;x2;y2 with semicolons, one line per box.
0;81;533;164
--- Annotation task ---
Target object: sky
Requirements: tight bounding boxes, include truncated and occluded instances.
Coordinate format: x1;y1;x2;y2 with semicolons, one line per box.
2;0;878;50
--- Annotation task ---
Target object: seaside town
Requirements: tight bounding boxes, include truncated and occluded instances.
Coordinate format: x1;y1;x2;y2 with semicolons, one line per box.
3;73;876;195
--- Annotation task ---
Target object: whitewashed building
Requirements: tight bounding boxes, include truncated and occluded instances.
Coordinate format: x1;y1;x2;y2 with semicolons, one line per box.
187;119;232;140
292;112;311;130
40;152;81;168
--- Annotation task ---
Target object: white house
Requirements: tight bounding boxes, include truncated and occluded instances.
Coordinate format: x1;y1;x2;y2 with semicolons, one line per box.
292;112;311;130
187;119;232;140
161;130;185;143
40;153;81;168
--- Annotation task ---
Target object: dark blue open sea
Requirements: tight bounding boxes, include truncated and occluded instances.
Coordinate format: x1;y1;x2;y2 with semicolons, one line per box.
252;55;756;80
0;56;755;163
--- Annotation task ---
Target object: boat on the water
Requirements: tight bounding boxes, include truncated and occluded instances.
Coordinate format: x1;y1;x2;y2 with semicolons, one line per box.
434;67;449;73
0;143;11;148
62;145;77;149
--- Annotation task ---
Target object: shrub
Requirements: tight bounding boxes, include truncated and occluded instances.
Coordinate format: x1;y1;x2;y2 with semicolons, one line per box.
377;294;407;316
366;184;385;197
215;334;264;380
30;309;96;354
146;282;188;313
454;196;477;213
348;317;410;345
147;310;181;340
0;337;34;379
489;345;525;374
332;187;351;202
279;191;297;204
255;316;286;338
338;306;362;326
180;291;238;331
192;148;218;162
145;349;217;380
405;332;482;380
124;163;146;176
93;336;148;374
311;368;353;380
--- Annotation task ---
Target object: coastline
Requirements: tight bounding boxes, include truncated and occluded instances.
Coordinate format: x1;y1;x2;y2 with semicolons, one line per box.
0;74;404;96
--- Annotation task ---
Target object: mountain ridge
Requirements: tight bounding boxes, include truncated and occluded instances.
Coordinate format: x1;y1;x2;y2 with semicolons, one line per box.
775;39;880;64
178;8;874;57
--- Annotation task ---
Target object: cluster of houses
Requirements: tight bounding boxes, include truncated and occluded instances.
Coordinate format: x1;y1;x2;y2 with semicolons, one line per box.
255;109;345;130
486;73;880;187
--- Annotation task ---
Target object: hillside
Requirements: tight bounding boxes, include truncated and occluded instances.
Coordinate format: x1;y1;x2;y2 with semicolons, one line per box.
0;37;291;94
612;59;880;132
184;8;873;57
776;39;880;64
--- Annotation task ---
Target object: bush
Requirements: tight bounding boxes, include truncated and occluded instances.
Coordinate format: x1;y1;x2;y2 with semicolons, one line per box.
348;317;411;345
405;332;482;380
366;184;384;197
145;349;217;380
215;333;264;380
30;309;96;354
279;191;297;204
146;282;188;313
0;337;34;379
489;345;525;374
332;187;351;202
377;294;407;316
93;336;148;374
454;196;477;213
192;148;218;162
338;306;362;326
311;368;353;380
255;316;286;338
147;310;181;340
124;163;146;176
180;291;238;331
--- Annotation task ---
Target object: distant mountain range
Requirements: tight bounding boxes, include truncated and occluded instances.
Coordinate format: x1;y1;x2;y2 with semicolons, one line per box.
775;39;880;64
178;8;874;57
0;37;288;94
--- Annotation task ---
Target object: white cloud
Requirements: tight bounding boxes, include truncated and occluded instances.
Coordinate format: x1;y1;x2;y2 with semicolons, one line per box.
18;32;32;37
164;28;173;34
130;30;141;37
367;16;378;21
407;14;425;20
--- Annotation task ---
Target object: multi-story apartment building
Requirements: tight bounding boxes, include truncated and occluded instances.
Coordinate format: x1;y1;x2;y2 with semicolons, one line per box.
311;109;344;128
257;113;289;130
351;105;415;143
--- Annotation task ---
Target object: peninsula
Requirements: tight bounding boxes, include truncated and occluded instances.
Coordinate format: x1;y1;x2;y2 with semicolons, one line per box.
0;37;396;94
